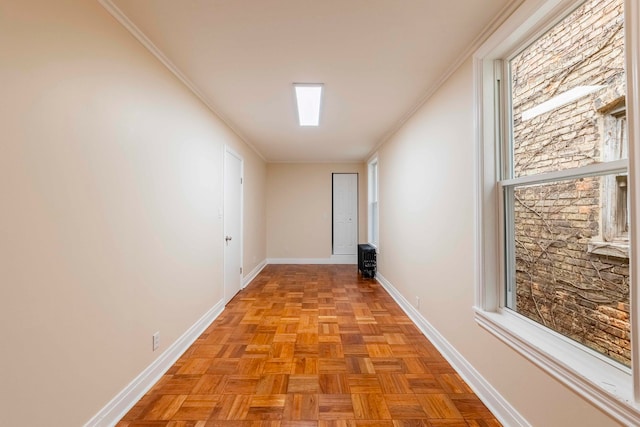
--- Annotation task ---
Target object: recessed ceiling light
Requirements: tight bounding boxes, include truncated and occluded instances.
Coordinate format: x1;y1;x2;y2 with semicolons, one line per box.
521;85;605;120
294;83;323;126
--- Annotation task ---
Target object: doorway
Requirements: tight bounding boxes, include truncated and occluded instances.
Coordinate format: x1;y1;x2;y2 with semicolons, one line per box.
223;147;243;304
332;173;358;255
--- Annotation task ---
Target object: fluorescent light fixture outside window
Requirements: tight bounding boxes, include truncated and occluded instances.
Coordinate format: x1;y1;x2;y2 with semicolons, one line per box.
294;84;323;126
521;85;605;120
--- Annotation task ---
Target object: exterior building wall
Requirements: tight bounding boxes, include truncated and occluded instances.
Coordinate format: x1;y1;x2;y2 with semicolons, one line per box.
511;0;630;365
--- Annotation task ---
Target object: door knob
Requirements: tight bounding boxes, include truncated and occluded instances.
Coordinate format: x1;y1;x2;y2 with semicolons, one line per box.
225;236;232;242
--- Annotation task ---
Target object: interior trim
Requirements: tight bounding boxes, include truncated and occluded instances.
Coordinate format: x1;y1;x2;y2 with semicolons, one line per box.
242;259;267;288
266;255;357;265
474;309;640;426
366;0;526;158
83;299;226;427
375;272;531;427
97;0;265;161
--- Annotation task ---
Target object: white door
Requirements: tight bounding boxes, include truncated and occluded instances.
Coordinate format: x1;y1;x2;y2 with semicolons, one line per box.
332;173;358;255
224;148;243;304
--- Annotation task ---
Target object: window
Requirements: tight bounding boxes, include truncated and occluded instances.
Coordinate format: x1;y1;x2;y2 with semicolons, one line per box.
475;0;640;423
368;156;379;248
589;103;630;256
506;0;630;366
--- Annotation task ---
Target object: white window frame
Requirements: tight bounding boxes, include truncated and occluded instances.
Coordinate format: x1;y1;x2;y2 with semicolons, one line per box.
473;0;640;424
368;154;379;248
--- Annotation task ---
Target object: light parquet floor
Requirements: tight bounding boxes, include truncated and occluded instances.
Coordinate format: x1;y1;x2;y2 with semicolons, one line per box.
117;264;501;427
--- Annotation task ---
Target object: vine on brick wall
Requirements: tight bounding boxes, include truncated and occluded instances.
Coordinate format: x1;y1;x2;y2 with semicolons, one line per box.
509;0;630;366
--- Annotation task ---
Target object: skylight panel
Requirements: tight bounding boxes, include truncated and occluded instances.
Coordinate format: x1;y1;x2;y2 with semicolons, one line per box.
294;84;323;126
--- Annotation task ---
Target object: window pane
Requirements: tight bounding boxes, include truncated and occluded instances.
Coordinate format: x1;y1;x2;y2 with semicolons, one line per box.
368;159;379;246
371;201;378;245
506;175;630;366
510;0;626;178
371;161;378;203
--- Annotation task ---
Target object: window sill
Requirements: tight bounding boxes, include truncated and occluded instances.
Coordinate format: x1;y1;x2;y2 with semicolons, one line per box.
587;240;630;258
474;307;640;425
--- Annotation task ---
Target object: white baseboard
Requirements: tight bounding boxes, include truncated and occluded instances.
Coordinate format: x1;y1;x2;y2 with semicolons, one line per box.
83;299;226;427
267;254;357;265
375;272;530;427
243;259;267;288
85;266;526;426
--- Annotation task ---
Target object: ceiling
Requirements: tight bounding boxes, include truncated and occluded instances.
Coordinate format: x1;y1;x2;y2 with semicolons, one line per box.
107;0;512;162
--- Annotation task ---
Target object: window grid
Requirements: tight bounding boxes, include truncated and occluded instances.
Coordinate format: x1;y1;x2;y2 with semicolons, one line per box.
368;157;379;248
475;0;640;422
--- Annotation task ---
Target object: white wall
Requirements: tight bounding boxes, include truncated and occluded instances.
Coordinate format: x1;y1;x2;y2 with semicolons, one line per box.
376;58;622;426
0;1;265;425
266;163;366;260
0;1;628;426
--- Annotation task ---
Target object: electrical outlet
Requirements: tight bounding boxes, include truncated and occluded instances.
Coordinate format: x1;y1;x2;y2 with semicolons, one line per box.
152;332;160;351
415;296;420;310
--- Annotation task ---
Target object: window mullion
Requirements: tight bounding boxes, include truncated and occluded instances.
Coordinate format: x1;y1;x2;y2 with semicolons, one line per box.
500;159;629;187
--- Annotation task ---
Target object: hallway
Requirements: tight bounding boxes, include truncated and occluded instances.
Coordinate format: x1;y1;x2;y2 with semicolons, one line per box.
117;265;500;426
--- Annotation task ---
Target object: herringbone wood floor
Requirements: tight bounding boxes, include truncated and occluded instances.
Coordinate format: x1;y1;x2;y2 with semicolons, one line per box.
117;264;501;426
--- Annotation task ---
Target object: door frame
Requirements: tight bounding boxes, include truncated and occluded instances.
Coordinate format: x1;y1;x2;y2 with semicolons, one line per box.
223;145;244;304
331;172;359;255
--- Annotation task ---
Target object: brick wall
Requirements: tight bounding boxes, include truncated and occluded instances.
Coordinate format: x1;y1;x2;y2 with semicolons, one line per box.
510;0;630;365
